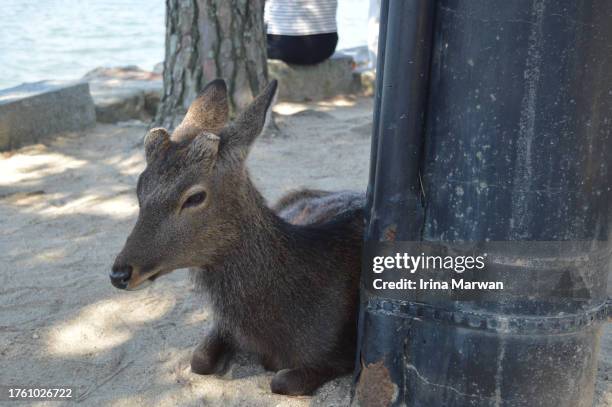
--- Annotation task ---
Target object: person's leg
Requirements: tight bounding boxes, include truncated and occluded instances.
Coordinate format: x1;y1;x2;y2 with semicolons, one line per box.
266;34;287;61
301;33;338;65
267;33;338;65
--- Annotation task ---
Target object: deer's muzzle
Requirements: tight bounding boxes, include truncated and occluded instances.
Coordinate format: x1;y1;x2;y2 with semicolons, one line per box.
110;264;132;289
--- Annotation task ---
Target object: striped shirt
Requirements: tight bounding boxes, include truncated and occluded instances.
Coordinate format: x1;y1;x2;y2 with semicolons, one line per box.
265;0;338;36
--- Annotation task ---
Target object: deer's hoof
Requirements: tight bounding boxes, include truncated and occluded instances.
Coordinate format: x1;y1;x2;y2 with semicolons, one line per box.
270;368;320;396
190;343;230;375
191;352;215;375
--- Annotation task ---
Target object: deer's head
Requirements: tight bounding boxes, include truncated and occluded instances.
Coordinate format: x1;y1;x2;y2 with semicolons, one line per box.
110;79;277;289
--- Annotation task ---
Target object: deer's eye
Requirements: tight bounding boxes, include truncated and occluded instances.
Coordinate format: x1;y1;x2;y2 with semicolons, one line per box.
182;191;207;210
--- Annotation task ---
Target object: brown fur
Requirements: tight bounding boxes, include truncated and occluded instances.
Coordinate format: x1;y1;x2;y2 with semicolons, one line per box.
111;79;364;395
172;79;230;141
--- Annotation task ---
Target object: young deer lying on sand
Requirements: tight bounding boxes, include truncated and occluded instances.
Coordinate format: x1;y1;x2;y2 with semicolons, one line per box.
110;79;364;395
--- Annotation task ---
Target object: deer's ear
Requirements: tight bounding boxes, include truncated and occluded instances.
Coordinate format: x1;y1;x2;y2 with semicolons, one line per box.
219;80;277;159
176;79;229;137
144;127;170;163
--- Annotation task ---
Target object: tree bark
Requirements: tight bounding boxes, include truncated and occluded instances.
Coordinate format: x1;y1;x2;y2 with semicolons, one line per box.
155;0;268;129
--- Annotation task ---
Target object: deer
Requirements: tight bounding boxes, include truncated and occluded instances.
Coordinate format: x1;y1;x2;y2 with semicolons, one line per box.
110;78;364;396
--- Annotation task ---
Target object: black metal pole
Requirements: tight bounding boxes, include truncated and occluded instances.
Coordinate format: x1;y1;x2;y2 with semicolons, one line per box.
365;0;433;243
355;0;612;406
354;0;435;405
364;0;389;223
355;0;390;385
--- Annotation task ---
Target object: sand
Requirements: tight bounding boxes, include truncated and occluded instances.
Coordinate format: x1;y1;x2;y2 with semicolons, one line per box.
0;96;610;406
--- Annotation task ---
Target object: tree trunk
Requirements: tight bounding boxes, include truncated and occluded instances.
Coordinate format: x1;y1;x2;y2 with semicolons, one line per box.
155;0;268;129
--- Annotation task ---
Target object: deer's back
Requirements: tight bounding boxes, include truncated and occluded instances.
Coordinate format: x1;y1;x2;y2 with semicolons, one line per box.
274;189;365;227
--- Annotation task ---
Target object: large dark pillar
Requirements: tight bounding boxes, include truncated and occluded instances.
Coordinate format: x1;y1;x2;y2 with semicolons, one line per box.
355;1;612;406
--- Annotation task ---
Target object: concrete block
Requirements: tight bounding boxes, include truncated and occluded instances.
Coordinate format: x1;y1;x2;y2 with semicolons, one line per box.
352;69;376;97
84;66;162;123
0;81;96;151
268;52;356;102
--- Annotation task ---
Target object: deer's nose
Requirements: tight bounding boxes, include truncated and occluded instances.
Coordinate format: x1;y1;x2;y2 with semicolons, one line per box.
110;264;133;289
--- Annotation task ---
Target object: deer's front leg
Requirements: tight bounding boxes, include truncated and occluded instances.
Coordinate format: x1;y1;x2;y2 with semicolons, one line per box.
191;326;234;375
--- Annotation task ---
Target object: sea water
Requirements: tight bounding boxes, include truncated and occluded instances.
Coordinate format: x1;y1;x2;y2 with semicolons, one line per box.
0;0;368;90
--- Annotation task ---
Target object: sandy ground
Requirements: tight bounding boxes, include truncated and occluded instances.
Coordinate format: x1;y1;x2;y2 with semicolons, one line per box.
1;96;610;406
